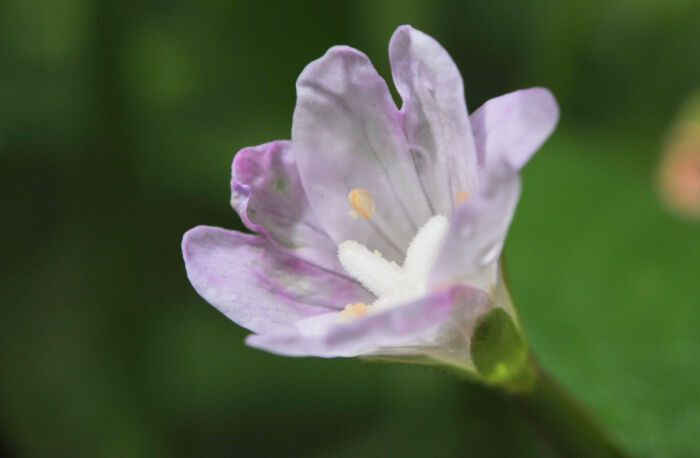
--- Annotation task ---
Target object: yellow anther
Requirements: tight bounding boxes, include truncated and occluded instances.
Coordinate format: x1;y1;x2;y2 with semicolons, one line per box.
348;188;375;219
456;191;470;204
340;302;368;319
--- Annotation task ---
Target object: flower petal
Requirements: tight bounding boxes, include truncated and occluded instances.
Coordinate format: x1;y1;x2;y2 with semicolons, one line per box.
292;46;433;261
246;285;489;358
470;87;559;170
231;140;341;272
429;164;521;290
182;226;372;334
389;25;479;216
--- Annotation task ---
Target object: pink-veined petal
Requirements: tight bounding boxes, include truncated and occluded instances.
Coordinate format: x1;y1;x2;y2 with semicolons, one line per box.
182;226;372;334
292;46;433;261
429;164;521;291
231;140;341;272
470;87;559;170
246;285;490;358
389;25;479;216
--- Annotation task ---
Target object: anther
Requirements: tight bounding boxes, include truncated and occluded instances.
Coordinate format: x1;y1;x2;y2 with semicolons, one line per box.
340;302;368;319
456;191;470;204
348;188;375;219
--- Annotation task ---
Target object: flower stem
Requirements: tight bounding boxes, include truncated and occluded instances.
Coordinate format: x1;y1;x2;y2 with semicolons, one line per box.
508;365;627;458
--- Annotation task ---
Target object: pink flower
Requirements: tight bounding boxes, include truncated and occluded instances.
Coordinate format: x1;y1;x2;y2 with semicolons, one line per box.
658;91;700;219
182;26;558;373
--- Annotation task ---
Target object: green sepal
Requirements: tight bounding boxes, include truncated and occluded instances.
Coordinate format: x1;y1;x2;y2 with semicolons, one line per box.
470;307;536;392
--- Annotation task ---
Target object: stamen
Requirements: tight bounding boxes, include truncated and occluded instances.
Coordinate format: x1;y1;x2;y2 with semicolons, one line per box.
339;302;368;320
456;191;470;204
348;188;375;219
347;187;403;256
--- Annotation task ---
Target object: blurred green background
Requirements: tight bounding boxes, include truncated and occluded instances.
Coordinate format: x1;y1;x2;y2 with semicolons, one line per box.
2;0;699;456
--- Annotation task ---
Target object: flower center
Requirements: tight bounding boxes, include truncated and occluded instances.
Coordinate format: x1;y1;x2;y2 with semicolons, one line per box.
337;188;450;318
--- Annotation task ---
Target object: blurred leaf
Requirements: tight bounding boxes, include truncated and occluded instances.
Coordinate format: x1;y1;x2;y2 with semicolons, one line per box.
509;132;700;457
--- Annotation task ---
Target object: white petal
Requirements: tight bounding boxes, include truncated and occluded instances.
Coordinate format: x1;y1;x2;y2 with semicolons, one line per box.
292;46;433;261
389;25;480;216
429;165;521;290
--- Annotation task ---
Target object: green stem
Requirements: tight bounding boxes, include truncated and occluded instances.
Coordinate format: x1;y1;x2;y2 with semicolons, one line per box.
509;366;626;458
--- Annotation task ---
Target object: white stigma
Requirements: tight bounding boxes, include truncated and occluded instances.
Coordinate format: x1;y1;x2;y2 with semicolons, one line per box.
337;214;450;313
337;240;403;298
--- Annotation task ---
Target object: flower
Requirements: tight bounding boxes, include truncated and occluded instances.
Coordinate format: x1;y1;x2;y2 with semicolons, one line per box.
658;90;700;219
182;26;558;376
